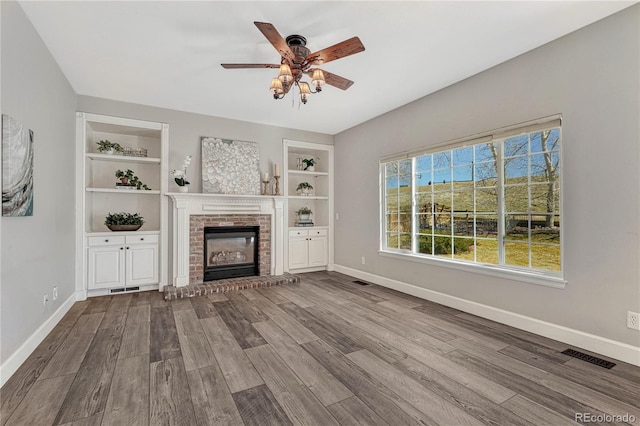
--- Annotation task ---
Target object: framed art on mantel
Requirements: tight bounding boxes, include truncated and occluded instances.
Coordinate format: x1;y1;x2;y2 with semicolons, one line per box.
2;114;34;217
201;137;261;195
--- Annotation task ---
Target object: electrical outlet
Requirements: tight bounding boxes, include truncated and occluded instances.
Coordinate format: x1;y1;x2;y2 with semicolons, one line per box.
627;311;640;330
52;286;58;301
43;293;49;306
335;212;340;220
361;256;366;265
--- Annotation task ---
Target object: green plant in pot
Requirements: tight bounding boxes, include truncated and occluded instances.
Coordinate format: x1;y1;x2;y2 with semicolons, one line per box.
105;212;144;231
296;206;312;221
302;158;315;171
96;140;123;154
115;169;151;190
296;182;314;196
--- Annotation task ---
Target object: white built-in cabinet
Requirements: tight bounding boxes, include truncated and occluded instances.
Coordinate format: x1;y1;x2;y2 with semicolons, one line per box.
87;234;159;290
283;140;333;272
288;229;328;269
76;113;168;297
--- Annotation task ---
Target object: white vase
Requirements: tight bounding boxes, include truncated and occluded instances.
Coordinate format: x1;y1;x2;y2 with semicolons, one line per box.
178;186;189;193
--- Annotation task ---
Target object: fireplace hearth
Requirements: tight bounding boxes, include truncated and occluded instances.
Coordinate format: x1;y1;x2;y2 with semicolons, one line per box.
204;226;259;281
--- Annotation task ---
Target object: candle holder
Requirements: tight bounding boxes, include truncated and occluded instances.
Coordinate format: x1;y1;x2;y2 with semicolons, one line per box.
273;176;281;196
262;179;270;196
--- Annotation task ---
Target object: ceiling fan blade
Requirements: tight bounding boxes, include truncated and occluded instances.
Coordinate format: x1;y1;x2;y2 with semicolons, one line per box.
308;69;354;90
307;36;365;65
221;64;281;69
254;21;296;61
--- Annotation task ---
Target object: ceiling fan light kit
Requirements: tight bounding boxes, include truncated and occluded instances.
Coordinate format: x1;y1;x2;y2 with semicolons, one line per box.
222;22;365;105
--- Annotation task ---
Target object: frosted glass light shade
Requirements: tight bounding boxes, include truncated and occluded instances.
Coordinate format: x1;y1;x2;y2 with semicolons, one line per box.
278;64;293;83
299;82;311;103
269;78;284;95
312;69;325;88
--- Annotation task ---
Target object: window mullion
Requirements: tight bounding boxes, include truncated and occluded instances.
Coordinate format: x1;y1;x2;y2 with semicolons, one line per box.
411;157;417;254
397;161;401;250
449;151;454;257
527;134;533;269
497;140;505;265
472;148;477;263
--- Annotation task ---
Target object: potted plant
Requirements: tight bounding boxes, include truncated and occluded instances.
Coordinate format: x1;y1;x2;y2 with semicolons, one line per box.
115;169;151;190
172;155;192;192
302;158;315;171
104;212;144;231
296;206;312;221
296;182;314;196
96;140;123;155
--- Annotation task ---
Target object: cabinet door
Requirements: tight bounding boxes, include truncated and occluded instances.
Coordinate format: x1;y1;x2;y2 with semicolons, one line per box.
88;246;125;289
125;244;158;286
288;237;309;269
307;236;328;267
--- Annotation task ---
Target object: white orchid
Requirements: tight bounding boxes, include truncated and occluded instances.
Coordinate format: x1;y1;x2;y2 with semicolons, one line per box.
172;155;192;186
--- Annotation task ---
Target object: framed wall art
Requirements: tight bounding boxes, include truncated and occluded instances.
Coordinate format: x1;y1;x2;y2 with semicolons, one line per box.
2;114;34;216
201;137;260;195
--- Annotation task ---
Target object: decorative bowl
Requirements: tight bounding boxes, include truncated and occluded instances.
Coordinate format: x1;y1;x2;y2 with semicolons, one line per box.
107;224;142;232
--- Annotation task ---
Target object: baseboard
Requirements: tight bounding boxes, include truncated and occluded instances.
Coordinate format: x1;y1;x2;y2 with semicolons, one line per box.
0;291;81;387
334;265;640;367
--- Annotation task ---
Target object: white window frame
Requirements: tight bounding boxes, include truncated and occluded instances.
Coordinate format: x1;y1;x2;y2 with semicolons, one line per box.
379;116;565;288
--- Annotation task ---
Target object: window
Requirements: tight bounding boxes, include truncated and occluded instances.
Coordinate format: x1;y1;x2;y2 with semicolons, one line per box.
381;120;561;278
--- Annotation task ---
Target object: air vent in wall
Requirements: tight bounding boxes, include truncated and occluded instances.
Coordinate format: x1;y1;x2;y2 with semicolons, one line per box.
353;280;371;286
561;349;616;369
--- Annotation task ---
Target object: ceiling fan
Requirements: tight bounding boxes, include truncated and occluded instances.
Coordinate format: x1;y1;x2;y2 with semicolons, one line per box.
221;22;365;104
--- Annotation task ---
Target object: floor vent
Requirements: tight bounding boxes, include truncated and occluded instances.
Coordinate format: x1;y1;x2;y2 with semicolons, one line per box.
109;286;141;294
561;349;616;369
353;280;371;286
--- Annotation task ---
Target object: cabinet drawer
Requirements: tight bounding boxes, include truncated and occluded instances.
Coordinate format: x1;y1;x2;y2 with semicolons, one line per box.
309;229;327;237
126;234;159;244
88;236;125;247
289;229;309;237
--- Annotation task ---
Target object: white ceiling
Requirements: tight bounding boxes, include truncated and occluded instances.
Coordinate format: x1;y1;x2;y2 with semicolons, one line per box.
19;1;634;135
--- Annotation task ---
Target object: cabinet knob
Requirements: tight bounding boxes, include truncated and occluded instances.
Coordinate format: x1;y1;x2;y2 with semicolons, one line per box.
140;238;144;241
120;247;123;250
105;239;109;242
126;247;130;250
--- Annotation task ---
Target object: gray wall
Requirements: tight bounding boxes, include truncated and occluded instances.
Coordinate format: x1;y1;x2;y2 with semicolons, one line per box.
1;1;77;363
334;6;640;347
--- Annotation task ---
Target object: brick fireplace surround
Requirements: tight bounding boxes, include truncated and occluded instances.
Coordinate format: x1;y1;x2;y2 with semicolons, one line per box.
168;193;285;287
189;214;270;284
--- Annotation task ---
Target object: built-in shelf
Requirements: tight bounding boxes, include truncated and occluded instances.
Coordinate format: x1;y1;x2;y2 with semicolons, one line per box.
287;170;329;177
288;225;328;230
287;195;329;200
86;188;161;195
86;153;161;164
86;230;160;237
77;112;169;297
284;139;334;273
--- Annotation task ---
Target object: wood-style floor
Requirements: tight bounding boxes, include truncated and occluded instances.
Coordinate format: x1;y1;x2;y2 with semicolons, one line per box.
2;272;639;426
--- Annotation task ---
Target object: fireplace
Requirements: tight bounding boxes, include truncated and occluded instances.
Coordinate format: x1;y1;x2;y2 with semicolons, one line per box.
204;226;259;281
168;193;283;287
